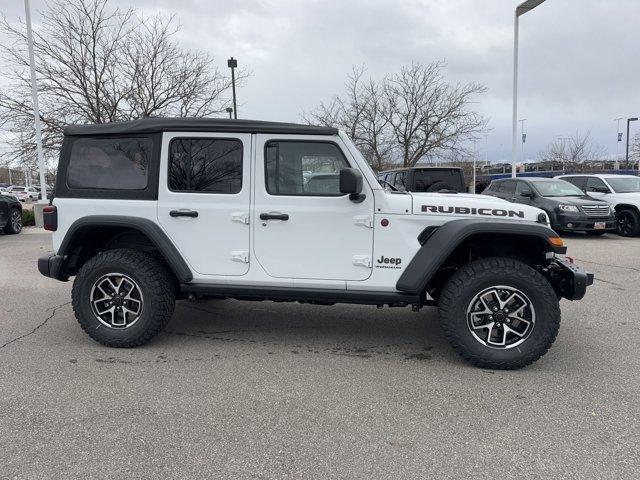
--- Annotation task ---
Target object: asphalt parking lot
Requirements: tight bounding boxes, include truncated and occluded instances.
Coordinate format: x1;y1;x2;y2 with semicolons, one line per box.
1;229;639;479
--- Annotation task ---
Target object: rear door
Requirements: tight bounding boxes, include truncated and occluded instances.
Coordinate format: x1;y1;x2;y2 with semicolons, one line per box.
157;132;251;276
252;135;374;281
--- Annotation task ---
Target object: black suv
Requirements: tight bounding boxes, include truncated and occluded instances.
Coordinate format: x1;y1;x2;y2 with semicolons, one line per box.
483;177;615;235
0;192;22;234
378;167;465;192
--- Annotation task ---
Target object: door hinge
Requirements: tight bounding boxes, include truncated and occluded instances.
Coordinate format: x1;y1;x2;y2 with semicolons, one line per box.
231;212;250;225
353;215;373;228
231;251;249;263
352;255;372;268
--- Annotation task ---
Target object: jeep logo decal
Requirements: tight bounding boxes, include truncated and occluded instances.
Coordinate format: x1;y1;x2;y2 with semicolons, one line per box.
421;205;525;218
376;256;402;269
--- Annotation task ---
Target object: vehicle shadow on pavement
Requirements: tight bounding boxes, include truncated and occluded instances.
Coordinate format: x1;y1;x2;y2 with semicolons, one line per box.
149;299;455;364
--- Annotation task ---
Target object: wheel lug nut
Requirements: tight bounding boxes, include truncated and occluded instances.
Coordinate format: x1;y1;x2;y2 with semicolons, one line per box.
493;307;498;311
489;315;493;320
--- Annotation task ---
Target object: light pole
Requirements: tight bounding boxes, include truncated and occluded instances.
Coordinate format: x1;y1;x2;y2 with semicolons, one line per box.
472;138;477;194
24;0;47;202
557;135;571;173
614;117;622;165
511;0;546;178
227;57;238;119
626;117;637;169
519;118;527;164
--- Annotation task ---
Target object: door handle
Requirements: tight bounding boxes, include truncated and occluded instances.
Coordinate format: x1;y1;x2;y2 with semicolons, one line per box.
170;210;198;218
259;212;289;221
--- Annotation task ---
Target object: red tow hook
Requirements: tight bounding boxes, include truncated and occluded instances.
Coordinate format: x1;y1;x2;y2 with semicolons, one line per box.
565;256;574;264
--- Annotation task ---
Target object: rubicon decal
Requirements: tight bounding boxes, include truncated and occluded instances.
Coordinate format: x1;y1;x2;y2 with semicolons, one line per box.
422;205;525;218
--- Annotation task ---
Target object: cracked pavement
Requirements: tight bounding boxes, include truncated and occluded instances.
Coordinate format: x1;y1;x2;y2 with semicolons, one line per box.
1;229;639;479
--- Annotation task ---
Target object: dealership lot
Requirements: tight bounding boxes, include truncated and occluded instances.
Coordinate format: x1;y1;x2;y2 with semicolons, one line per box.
1;229;639;479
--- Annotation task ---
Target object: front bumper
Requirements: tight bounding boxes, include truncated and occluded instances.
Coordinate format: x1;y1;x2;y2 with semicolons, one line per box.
543;258;593;301
38;254;68;281
552;212;616;232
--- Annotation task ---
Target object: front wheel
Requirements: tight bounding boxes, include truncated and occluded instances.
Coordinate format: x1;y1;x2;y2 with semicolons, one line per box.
3;208;22;234
438;257;560;370
72;249;176;347
616;209;640;237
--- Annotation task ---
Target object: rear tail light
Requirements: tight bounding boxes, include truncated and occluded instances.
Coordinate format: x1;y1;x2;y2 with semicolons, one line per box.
43;205;57;231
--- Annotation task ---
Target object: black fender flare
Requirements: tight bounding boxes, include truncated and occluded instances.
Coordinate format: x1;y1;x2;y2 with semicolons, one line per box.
57;215;192;283
396;219;565;295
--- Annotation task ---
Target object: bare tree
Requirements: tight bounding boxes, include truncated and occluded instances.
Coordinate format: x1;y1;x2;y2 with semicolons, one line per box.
303;61;488;170
0;0;245;168
630;132;640;166
383;62;487;167
537;131;605;170
302;66;394;171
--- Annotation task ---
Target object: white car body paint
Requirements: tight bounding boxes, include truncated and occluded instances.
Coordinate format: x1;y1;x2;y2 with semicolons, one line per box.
53;130;548;293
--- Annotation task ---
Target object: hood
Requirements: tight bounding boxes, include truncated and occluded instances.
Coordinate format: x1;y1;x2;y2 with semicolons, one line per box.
410;192;546;223
543;195;609;206
608;192;640;205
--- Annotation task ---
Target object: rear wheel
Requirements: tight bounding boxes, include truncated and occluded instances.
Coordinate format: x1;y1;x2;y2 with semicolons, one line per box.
72;249;175;347
616;209;640;237
438;257;560;370
3;208;22;234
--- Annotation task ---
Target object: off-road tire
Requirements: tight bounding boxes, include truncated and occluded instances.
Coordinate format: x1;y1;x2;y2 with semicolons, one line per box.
3;208;22;234
72;249;175;347
616;208;640;237
438;257;560;370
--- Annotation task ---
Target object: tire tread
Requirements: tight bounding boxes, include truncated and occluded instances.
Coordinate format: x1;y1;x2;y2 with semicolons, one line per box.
438;257;560;370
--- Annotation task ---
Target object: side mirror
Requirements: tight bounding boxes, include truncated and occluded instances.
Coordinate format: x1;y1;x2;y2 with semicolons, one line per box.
520;190;533;198
593;186;609;194
339;168;365;202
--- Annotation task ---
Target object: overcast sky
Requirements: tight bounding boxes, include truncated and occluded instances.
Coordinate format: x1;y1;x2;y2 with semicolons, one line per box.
1;0;639;163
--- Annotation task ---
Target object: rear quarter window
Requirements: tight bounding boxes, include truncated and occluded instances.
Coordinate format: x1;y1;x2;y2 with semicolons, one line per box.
57;134;160;200
67;137;152;190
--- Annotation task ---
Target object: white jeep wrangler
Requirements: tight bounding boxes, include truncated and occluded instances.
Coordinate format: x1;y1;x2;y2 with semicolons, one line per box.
39;118;592;369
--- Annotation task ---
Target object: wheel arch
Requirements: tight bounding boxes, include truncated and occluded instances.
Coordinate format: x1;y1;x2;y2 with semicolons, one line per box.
396;219;564;296
613;203;640;214
57;215;192;283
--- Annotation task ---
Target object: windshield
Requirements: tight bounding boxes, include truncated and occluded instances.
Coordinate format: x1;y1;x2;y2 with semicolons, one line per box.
604;177;640;193
533;180;585;197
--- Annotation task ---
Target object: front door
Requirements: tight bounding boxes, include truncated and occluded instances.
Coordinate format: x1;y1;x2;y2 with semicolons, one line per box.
157;132;251;276
252;135;374;281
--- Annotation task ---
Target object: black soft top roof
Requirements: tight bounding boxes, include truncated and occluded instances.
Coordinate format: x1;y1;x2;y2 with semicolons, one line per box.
379;166;462;174
63;117;339;136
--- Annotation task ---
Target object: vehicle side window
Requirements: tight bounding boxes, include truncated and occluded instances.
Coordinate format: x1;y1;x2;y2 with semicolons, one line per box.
585;177;609;193
515;181;531;196
168;138;243;194
501;180;516;195
67;136;152;190
265;141;349;196
393;171;406;191
562;176;586;191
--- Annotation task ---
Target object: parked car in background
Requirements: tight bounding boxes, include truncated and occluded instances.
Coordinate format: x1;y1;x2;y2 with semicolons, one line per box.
483;177;615;235
0;191;22;234
11;186;39;202
378;167;466;193
556;174;640;237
